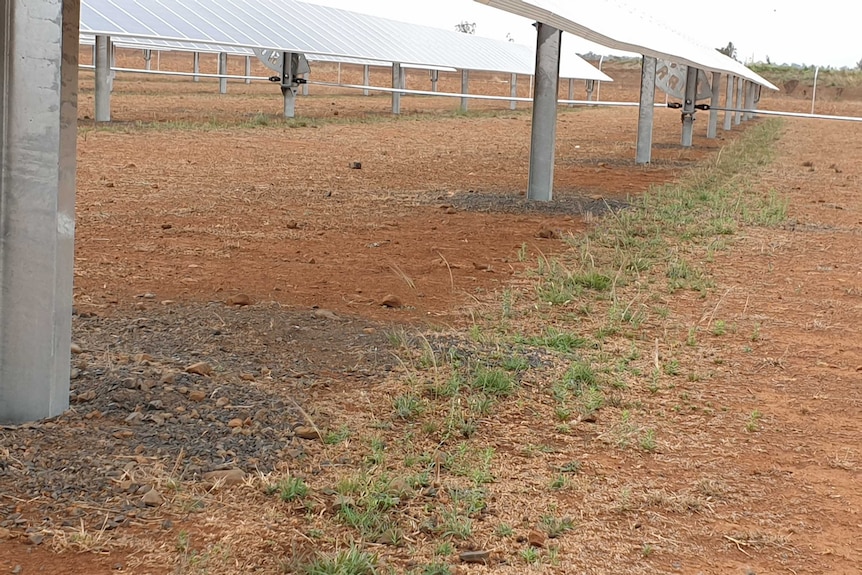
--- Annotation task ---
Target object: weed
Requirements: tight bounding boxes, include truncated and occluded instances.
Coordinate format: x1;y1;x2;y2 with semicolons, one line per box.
298;545;378;575
549;475;568;490
501;354;529;372
560;460;582;474
274;476;309;502
745;410;763;432
470;367;515;397
541;515;575;538
496;523;514;537
520;546;541;565
419;564;452;575
393;394;424;420
711;320;727;336
324;425;351;445
525;328;587;353
639;429;658;452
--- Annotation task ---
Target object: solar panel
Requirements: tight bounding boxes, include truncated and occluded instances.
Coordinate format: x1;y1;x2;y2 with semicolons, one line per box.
474;0;777;90
80;0;611;81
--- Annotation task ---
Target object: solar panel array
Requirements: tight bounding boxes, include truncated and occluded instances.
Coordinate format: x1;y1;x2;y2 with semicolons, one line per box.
475;0;777;90
80;0;611;81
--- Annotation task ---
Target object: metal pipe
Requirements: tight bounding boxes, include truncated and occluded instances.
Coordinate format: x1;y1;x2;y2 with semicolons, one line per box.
723;75;734;131
94;34;111;121
811;66;820;115
681;65;698;147
510;73;517;110
636;55;656;164
460;69;469;112
527;23;562;202
707;71;720;138
218;53;228;94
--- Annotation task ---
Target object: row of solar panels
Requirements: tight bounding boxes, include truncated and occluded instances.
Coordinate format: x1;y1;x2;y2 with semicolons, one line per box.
79;0;612;82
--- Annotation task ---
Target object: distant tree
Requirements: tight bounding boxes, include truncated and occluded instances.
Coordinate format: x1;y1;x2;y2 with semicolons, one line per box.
455;21;476;34
716;41;738;61
765;55;772;65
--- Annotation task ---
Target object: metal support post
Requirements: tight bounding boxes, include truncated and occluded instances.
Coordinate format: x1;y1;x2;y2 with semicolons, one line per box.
245;56;251;84
568;77;575;107
744;81;755;120
735;79;743;125
753;85;761;118
193;52;200;82
391;62;401;114
1;0;80;424
144;49;152;71
431;69;439;92
723;75;734;130
510;73;517;110
109;41;115;92
301;74;309;96
527;23;562;202
460;69;469;112
681;65;698;147
707;71;720;138
218;53;228;94
363;65;370;95
636;56;656;164
94;34;111;122
586;79;595;101
280;52;299;118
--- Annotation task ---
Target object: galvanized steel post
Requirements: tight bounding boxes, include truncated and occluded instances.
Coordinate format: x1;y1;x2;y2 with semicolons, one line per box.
193;52;200;82
460;69;469;112
636;55;656;164
245;56;251;84
735;79;743;125
707;71;720;138
0;0;80;424
527;23;562;202
681;65;698;147
391;62;401;115
95;35;111;122
509;73;517;110
744;81;755;121
363;65;370;96
218;53;228;94
723;75;734;131
568;77;574;107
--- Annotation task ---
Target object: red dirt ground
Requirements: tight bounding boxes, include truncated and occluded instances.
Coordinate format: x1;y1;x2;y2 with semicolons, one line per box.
2;52;861;574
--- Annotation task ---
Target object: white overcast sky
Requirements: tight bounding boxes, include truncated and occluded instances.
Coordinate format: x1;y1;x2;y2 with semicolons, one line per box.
308;0;860;68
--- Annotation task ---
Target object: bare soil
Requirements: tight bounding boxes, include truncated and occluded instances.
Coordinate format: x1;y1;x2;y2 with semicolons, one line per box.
1;54;861;574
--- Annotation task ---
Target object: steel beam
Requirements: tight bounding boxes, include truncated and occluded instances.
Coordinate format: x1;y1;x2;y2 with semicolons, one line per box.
280;52;297;118
723;75;734;131
245;56;251;85
527;23;562;202
568;77;575;107
193;52;200;82
510;73;517;110
218;53;228;94
391;62;401;114
707;71;720;138
744;81;755;121
681;65;698;147
460;69;469;112
95;34;111;121
1;0;80;424
636;55;656;164
363;65;370;95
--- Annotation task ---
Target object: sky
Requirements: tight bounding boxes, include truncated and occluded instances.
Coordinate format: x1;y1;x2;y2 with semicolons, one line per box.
307;0;861;68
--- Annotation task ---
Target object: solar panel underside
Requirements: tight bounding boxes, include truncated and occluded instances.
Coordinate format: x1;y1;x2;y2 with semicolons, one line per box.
80;0;612;81
475;0;777;90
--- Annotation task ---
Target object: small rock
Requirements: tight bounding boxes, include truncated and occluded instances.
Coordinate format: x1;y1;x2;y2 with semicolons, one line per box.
124;412;144;425
70;368;80;380
380;294;402;308
239;372;255;381
227;418;244;428
362;327;377;334
349;161;362;169
216;396;230;407
459;550;490;564
11;567;21;575
186;362;213;376
188;390;207;402
313;309;341;321
0;527;10;539
141;489;164;507
161;519;174;530
203;469;246;486
161;223;173;230
134;353;154;363
70;343;83;354
537;228;560;239
294;426;321;440
445;207;457;215
528;529;546;548
226;293;252;307
27;533;44;545
286;220;299;229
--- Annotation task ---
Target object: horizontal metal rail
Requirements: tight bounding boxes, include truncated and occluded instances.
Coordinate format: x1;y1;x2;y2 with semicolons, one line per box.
702;105;862;123
79;64;267;82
